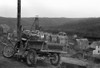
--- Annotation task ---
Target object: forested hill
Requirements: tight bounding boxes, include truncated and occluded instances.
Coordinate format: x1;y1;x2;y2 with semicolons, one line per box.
0;17;74;29
0;17;100;37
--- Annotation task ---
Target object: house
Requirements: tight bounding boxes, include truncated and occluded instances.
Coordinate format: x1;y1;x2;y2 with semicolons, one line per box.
76;38;89;50
91;41;100;55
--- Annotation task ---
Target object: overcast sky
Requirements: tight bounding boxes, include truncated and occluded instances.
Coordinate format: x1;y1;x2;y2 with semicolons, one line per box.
0;0;100;18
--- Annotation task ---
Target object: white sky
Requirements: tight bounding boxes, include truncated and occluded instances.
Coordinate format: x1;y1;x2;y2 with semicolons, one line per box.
0;0;100;18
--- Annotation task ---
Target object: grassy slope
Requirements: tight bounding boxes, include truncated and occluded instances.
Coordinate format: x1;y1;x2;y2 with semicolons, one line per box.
0;17;100;37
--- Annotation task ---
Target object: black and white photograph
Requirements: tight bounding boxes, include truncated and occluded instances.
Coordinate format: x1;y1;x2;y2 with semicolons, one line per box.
0;0;100;68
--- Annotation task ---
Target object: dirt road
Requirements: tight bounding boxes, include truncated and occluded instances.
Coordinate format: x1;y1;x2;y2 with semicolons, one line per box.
0;42;57;68
0;55;56;68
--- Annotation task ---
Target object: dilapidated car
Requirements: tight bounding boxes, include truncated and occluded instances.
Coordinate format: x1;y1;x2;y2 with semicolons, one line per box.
2;31;67;66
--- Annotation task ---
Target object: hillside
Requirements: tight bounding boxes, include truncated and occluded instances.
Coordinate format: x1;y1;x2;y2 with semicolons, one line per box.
0;17;88;29
0;17;73;29
57;18;100;37
0;17;100;37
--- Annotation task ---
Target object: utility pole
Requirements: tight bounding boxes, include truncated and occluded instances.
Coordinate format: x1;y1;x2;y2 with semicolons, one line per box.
17;0;21;41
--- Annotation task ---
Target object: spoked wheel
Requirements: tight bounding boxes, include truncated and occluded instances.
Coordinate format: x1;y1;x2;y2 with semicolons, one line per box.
2;45;15;58
26;50;37;67
50;53;60;66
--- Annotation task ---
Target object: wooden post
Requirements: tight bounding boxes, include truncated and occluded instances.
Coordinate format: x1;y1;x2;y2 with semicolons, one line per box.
17;0;21;41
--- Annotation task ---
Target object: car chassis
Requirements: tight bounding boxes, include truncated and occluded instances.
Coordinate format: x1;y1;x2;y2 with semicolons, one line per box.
2;34;67;67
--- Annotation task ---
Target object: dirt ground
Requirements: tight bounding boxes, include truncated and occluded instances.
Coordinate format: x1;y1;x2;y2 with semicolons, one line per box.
0;55;56;68
0;42;57;68
0;40;100;68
